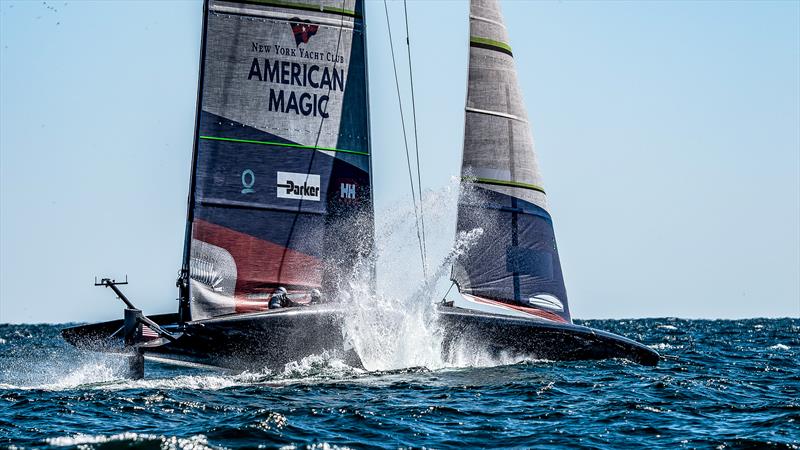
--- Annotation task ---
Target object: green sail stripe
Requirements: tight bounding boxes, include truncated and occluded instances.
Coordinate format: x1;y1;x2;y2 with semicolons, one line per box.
199;136;369;156
225;0;361;19
462;176;546;194
469;36;513;55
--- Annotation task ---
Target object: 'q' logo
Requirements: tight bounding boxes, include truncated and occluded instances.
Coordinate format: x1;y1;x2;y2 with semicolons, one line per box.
241;169;255;194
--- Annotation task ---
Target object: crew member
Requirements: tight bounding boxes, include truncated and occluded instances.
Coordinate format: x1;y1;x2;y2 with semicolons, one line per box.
269;287;289;309
310;289;322;304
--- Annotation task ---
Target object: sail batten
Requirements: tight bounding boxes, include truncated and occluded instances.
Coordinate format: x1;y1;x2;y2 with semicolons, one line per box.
186;0;372;321
462;176;546;194
452;0;571;322
465;106;527;123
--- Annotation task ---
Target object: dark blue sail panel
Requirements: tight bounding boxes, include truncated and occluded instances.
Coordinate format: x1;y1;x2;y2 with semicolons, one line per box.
186;0;372;320
452;187;570;322
195;112;339;215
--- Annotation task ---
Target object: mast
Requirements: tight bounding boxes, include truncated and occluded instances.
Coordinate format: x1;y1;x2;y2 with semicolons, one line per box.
178;0;211;323
180;0;373;320
451;0;571;323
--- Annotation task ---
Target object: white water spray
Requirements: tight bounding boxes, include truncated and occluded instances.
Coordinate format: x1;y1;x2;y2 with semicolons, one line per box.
335;178;518;371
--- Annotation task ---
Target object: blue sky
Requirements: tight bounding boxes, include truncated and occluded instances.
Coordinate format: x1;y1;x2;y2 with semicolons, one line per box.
1;0;798;323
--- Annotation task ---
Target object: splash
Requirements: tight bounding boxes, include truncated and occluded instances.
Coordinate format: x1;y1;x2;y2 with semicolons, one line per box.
7;179;539;388
43;361;121;389
0;351;136;391
279;351;364;380
334;179;527;371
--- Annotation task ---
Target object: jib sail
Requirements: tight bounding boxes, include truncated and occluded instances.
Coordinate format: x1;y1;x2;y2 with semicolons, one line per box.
451;0;571;323
183;0;372;320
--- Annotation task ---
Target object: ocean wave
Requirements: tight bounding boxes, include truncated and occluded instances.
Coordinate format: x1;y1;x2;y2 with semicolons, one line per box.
45;433;218;449
3;319;800;449
279;445;355;450
768;343;790;351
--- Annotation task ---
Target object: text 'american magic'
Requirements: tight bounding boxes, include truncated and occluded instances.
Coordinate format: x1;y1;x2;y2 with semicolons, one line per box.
247;58;345;119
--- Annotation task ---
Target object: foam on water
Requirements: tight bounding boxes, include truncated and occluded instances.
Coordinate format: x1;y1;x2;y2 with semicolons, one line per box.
649;343;679;351
45;433;217;450
279;351;365;380
44;432;353;450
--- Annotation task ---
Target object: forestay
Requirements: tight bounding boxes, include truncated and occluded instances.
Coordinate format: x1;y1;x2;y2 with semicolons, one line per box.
184;0;373;320
451;0;571;323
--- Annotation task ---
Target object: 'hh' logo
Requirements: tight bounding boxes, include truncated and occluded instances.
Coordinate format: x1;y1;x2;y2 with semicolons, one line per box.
340;183;356;199
277;172;320;201
289;19;319;46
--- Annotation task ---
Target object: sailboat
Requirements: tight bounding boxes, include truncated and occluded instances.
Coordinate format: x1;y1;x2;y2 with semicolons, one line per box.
435;0;657;365
62;0;658;377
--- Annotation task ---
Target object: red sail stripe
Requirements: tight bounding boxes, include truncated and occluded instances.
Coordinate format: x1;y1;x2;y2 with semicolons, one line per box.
192;219;322;313
466;294;569;323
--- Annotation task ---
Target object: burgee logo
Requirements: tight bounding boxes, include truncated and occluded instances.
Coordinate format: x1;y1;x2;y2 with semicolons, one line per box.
277;172;321;201
289;18;319;46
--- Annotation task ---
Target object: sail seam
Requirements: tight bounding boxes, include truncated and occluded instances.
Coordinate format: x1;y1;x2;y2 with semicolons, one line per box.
215;0;361;18
465;106;527;123
469;36;513;56
462;176;546;195
199;136;369;156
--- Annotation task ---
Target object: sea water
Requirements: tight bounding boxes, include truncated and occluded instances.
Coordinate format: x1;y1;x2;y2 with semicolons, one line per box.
1;184;798;448
1;319;798;448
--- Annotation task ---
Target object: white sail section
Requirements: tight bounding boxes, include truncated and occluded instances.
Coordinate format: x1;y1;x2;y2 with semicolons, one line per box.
463;0;547;209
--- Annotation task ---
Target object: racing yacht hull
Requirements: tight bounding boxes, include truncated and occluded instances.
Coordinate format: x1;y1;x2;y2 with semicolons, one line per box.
62;303;658;376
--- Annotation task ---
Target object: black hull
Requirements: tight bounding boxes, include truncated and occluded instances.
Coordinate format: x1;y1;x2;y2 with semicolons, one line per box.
62;304;658;373
147;305;361;370
437;306;659;366
62;306;360;372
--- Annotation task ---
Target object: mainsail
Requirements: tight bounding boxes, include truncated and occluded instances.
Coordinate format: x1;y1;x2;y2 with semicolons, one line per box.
452;0;571;323
183;0;372;320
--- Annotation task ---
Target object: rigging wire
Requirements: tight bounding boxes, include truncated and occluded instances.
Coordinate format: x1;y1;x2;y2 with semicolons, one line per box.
442;281;456;303
383;0;427;278
402;0;428;271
